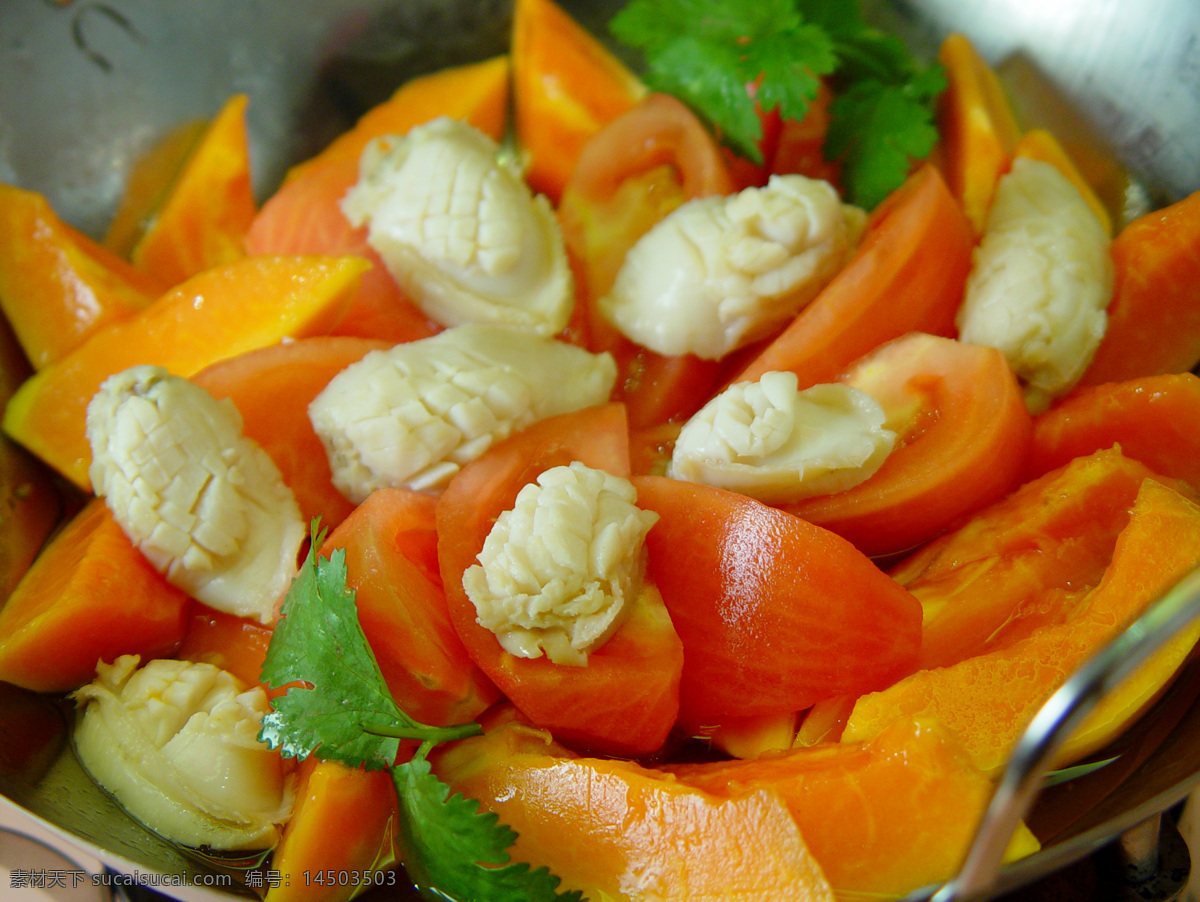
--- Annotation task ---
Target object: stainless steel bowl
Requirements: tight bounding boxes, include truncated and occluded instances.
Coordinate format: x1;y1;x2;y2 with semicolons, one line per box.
1;1;1199;899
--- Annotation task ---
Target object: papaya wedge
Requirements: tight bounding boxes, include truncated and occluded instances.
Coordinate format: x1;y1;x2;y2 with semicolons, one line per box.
2;254;366;490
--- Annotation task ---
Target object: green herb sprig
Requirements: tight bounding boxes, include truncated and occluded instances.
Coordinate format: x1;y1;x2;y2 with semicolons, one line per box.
609;0;946;208
259;529;582;902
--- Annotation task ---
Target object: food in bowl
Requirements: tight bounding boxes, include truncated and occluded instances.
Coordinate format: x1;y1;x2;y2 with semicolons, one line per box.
1;0;1200;899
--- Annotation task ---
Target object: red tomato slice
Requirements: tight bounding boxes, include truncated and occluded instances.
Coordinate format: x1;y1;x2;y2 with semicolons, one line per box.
1029;373;1200;487
176;606;275;695
718;77;787;191
633;475;922;728
733;164;973;389
320;487;500;727
617;347;731;429
435;403;685;757
561;92;736;211
787;332;1034;558
768;80;841;187
191;335;390;532
557;93;739;429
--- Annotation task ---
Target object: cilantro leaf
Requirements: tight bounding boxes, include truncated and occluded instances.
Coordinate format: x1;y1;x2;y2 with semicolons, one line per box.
257;527;577;902
644;37;763;159
831;28;923;85
610;0;945;205
792;0;864;37
395;750;585;902
611;0;835;163
826;66;945;209
258;537;479;769
747;27;834;124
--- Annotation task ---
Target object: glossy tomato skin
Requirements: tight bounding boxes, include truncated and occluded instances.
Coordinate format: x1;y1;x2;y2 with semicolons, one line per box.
634;475;922;729
558;93;739;428
787;332;1033;558
1028;372;1200;487
733;165;973;390
436;403;685;758
320;488;499;728
561;92;736;212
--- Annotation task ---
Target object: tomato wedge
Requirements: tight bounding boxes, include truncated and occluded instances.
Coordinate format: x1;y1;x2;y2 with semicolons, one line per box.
321;488;499;728
558;93;738;428
435;403;684;757
787;333;1033;558
561;92;737;216
634;475;922;728
733;164;973;390
191;335;391;531
1029;373;1200;486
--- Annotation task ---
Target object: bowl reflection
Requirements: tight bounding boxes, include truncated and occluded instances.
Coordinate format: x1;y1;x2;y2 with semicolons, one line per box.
0;1;1198;899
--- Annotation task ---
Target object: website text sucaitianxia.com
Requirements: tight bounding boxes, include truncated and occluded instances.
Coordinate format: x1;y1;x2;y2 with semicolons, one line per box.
10;867;235;890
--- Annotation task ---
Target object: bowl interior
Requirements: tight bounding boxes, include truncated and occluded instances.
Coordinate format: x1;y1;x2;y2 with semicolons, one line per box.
1;1;1199;898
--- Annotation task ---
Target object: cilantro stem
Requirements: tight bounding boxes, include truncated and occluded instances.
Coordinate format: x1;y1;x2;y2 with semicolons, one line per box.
362;719;483;744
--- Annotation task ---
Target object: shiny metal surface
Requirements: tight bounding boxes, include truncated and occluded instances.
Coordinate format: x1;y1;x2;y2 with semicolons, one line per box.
1;1;1199;900
872;0;1200;209
928;566;1200;901
2;0;1197;238
0;0;514;239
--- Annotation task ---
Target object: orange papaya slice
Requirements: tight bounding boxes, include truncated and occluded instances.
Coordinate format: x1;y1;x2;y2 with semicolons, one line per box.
0;435;61;606
0;498;191;692
672;717;1040;898
844;477;1200;777
1079;187;1200;385
935;32;1022;233
1029;373;1200;487
130;94;258;285
285;55;510;185
265;757;400;902
512;0;646;203
244;154;439;345
2;254;366;491
104;118;210;259
0;184;165;369
0;315;62;603
893;447;1190;670
434;719;835;901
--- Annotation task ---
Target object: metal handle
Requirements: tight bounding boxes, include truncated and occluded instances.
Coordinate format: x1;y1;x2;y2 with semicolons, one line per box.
928;564;1200;902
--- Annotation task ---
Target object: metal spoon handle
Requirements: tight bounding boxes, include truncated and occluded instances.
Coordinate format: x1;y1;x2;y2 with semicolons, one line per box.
929;564;1200;902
